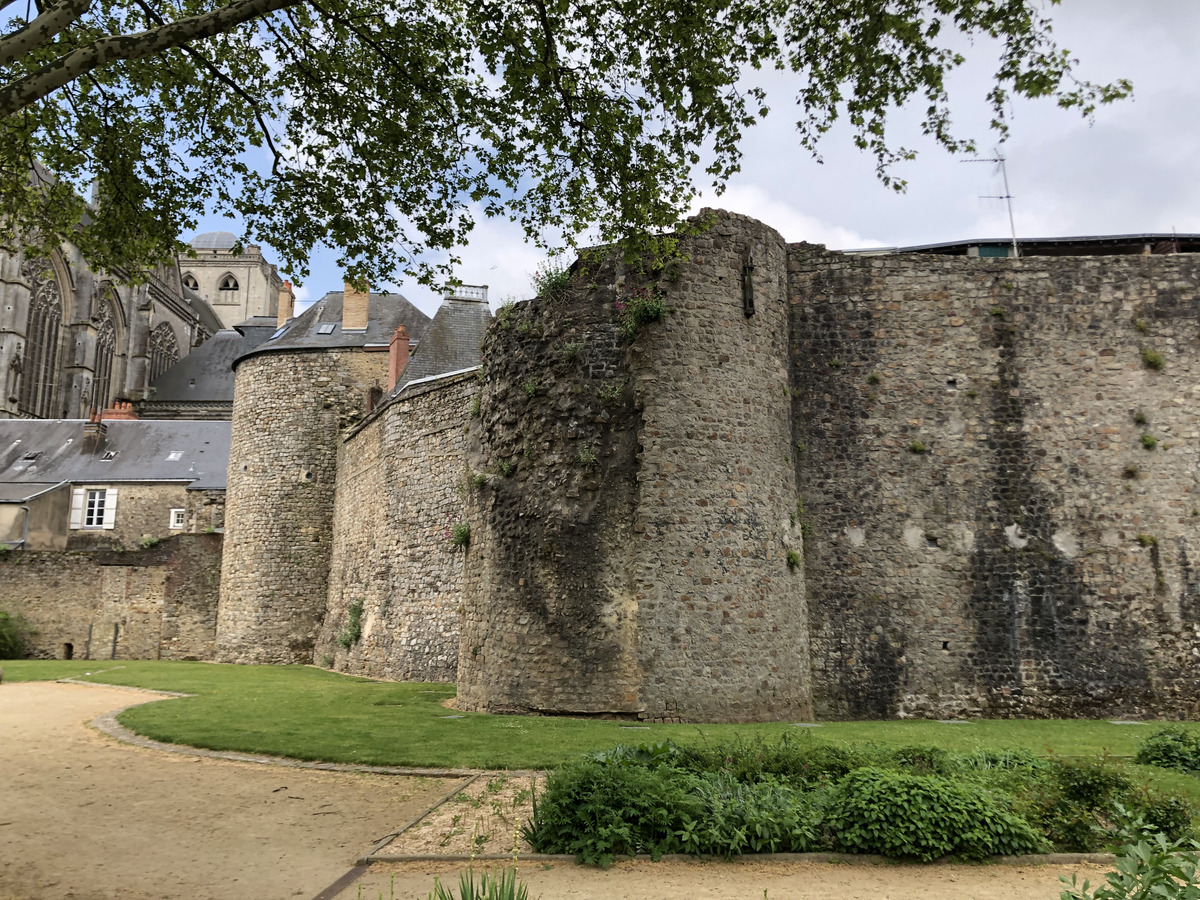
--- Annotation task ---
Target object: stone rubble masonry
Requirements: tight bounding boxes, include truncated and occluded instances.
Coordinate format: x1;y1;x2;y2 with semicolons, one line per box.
314;371;474;680
211;209;1200;723
67;483;194;549
216;348;386;664
789;244;1200;719
1;533;222;660
458;212;811;722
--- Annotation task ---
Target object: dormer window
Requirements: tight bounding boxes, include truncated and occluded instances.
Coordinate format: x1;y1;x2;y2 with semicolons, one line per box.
182;273;199;291
218;274;239;291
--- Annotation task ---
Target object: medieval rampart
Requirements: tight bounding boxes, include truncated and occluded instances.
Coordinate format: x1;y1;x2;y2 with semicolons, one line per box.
1;534;222;660
216;349;384;663
314;371;473;680
459;213;811;722
790;246;1200;719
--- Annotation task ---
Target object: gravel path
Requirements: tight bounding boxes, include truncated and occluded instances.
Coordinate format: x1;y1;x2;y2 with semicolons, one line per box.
0;681;458;900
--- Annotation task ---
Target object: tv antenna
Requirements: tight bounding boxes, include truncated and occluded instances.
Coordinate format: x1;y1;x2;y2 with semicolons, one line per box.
963;152;1019;259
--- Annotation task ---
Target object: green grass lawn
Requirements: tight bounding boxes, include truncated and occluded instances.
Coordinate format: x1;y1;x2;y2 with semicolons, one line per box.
5;659;1200;800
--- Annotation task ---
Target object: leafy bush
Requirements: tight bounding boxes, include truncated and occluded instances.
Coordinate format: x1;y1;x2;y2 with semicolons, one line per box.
825;767;1044;861
0;610;36;658
337;600;363;649
1137;726;1200;773
679;773;822;856
532;261;572;301
616;288;667;342
1060;834;1200;900
677;734;872;787
524;758;701;866
1142;347;1165;370
450;522;471;547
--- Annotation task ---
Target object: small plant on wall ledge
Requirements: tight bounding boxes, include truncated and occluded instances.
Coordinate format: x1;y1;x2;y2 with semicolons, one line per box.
616;286;668;342
787;549;801;569
908;440;927;454
450;522;471;548
1141;347;1164;370
337;599;363;649
1140;433;1158;450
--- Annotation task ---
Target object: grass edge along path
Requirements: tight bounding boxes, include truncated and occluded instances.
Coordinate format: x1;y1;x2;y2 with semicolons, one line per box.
4;660;1200;799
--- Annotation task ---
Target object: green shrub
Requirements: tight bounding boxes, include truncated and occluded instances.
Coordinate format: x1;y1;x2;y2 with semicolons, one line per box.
450;522;471;547
337;600;363;649
1142;347;1165;370
679;772;822;856
532;261;572;301
1141;433;1158;450
524;759;702;866
1060;833;1200;900
677;734;872;787
1136;726;1200;773
0;610;36;659
826;767;1043;860
616;288;667;342
786;549;801;569
908;440;927;454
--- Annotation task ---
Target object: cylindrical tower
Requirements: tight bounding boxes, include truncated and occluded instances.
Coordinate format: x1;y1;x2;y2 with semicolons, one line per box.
216;291;425;663
459;211;811;722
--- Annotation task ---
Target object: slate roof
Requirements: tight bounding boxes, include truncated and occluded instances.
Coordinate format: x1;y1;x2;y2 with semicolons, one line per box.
393;295;492;396
148;330;244;403
844;233;1200;257
190;231;239;250
234;292;430;367
0;420;231;490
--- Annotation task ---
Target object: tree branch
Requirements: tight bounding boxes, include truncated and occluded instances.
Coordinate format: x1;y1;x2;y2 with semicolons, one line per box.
0;0;305;117
0;0;92;69
131;0;283;174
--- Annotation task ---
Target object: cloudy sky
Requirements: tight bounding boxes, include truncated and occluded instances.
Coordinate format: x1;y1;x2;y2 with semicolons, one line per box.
192;1;1200;317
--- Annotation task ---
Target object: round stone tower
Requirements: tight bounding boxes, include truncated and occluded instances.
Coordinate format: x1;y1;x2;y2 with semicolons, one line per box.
459;211;811;722
215;288;429;663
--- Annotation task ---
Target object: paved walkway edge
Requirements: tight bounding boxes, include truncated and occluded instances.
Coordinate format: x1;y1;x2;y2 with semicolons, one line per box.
362;851;1117;866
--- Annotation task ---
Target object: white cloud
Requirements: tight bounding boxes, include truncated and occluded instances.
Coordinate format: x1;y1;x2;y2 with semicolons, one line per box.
691;185;887;249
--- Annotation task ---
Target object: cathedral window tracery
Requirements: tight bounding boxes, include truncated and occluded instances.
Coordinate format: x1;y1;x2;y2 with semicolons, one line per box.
17;258;64;419
92;297;118;412
149;322;180;382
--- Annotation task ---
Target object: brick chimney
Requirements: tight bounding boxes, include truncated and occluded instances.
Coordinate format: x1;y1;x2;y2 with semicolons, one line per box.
277;280;295;328
388;325;410;391
343;280;368;332
100;400;138;420
81;411;107;454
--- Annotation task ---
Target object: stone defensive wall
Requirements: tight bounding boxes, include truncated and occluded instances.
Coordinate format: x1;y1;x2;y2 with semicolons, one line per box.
314;371;473;680
459;212;811;722
217;349;385;664
790;245;1200;720
1;534;222;660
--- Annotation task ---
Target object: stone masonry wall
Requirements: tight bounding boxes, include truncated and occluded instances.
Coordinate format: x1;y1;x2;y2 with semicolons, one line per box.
790;246;1200;719
315;372;474;681
459;256;644;716
66;483;193;548
217;350;385;664
0;533;222;660
459;211;810;722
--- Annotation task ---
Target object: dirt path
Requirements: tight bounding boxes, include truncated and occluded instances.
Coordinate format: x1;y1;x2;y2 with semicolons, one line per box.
347;857;1111;900
0;682;460;900
0;681;1116;900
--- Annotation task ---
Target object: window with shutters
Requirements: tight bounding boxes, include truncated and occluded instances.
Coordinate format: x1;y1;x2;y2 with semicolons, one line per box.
70;486;118;530
84;490;106;527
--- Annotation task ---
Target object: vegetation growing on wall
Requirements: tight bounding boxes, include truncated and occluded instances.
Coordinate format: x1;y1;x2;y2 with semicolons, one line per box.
0;610;36;658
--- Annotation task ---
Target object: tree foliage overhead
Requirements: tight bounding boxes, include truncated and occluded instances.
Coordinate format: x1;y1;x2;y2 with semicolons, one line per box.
0;0;1130;283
